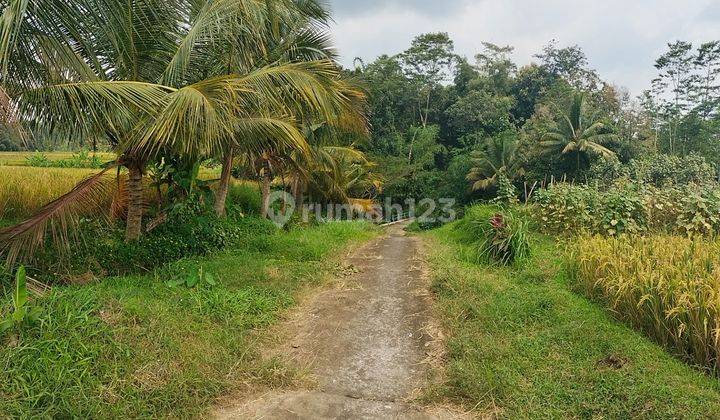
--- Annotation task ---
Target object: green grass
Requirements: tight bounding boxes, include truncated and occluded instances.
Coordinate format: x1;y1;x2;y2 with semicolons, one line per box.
0;221;379;418
422;224;720;418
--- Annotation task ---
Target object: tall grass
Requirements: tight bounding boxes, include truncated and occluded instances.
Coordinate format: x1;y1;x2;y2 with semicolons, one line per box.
567;235;720;375
0;167;100;219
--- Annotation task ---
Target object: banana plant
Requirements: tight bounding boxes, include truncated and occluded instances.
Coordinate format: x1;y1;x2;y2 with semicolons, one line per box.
0;266;42;335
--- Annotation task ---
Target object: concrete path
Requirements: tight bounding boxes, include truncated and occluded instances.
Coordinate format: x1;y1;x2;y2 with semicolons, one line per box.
215;223;463;419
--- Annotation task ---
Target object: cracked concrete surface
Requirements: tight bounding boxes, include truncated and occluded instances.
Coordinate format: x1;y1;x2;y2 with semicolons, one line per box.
214;222;464;419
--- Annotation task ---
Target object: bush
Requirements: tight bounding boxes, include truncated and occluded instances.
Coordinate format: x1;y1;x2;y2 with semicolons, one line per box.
23;206;278;283
589;153;716;187
676;188;720;237
534;184;597;234
567;235;720;375
595;184;647;236
25;151;104;169
454;204;530;265
534;181;720;237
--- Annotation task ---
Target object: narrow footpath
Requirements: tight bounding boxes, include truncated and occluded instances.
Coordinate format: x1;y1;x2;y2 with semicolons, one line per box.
215;222;464;419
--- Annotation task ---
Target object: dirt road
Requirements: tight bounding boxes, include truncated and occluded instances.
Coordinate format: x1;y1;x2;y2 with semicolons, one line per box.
215;222;462;419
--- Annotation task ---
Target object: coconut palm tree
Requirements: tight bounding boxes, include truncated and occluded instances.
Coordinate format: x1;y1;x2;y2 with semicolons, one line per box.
0;0;364;263
540;93;616;172
467;130;523;191
209;8;369;218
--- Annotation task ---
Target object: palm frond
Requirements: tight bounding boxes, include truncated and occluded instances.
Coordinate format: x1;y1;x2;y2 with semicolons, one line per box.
0;165;119;266
19;80;174;144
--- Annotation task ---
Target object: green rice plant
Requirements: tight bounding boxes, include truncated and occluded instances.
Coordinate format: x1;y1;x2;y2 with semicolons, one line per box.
567;235;720;375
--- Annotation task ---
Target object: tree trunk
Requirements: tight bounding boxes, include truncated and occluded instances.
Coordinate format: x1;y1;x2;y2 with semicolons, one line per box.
214;148;234;217
260;161;272;219
125;164;144;242
576;152;581;173
292;178;304;209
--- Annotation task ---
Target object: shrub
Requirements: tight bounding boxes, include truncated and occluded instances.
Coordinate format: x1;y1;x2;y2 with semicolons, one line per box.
24;152;52;167
25;150;104;169
454;204;530;265
567;235;720;375
676;188;720;237
534;182;720;237
590;153;716;187
20;207;278;283
595;184;647;236
534;184;597;234
643;185;683;232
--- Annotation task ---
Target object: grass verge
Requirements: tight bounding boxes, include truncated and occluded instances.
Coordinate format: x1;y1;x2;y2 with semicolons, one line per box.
0;221;378;418
422;224;720;418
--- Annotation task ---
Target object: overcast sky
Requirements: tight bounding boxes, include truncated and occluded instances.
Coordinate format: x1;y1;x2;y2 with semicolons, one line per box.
327;0;719;95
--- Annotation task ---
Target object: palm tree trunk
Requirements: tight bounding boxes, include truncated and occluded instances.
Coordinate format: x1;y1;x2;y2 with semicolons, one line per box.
292;178;304;209
214;148;234;217
125;163;144;242
577;152;581;173
260;160;272;218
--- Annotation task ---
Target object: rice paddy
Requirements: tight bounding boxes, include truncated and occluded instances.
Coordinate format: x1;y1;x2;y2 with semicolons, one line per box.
0;166;101;219
567;235;720;376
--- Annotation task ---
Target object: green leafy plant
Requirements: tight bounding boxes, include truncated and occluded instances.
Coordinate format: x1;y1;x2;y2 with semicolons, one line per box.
24;152;52;167
166;266;217;289
0;266;42;336
478;211;531;265
455;205;530;265
676;188;720;237
596;184;647;236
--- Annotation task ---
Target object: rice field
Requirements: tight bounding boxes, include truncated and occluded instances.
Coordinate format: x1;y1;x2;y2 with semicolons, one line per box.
567;235;720;375
0;166;101;219
0;151;115;166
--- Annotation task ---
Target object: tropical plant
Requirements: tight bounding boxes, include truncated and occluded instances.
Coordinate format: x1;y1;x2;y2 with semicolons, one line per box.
540;93;616;172
0;0;364;265
209;4;368;218
467;129;523;191
454;205;530;265
0;266;42;336
676;188;720;237
166;266;217;289
286;122;377;206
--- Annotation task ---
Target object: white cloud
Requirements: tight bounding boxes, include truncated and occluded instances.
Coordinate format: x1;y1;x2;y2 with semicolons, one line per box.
329;0;719;94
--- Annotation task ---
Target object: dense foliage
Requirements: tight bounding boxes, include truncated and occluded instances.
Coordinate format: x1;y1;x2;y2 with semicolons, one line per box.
351;34;719;205
533;181;720;237
17;184;271;284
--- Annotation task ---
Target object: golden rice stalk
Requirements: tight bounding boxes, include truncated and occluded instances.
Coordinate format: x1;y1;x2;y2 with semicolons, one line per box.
567;235;720;375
